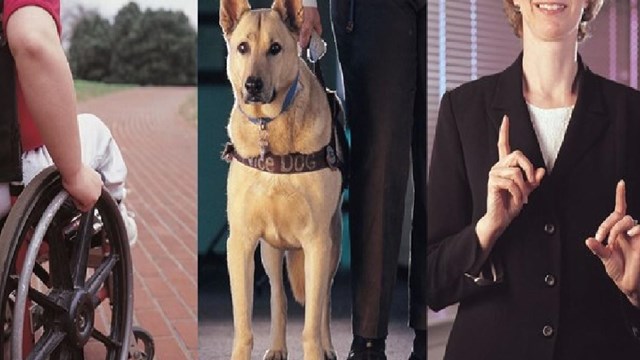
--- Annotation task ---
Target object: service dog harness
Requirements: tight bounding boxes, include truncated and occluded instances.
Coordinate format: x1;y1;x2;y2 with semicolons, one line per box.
222;53;349;183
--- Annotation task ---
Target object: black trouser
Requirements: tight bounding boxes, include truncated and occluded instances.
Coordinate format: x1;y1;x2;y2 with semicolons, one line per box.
331;0;426;338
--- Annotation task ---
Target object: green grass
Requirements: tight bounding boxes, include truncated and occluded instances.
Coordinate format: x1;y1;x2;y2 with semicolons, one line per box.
74;80;134;103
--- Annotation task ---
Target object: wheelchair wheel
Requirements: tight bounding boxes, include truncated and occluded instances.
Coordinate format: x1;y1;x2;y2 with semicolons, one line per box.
0;167;133;360
130;326;154;360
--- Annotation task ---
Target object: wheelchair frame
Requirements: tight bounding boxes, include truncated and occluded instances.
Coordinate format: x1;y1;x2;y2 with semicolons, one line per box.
0;167;154;359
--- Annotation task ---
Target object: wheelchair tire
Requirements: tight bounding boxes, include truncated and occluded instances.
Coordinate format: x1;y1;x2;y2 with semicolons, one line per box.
131;326;154;360
0;166;133;360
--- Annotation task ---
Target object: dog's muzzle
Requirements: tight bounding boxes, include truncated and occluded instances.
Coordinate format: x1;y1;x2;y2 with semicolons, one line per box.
244;76;276;104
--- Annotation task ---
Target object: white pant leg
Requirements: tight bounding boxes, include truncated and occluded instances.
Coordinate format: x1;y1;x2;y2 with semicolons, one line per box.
21;113;128;199
75;113;128;200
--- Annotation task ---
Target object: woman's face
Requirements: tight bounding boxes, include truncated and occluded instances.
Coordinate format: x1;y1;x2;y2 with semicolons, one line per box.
514;0;589;42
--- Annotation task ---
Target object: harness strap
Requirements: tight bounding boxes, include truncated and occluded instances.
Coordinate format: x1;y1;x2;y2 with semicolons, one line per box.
222;142;341;174
221;43;349;183
310;56;350;188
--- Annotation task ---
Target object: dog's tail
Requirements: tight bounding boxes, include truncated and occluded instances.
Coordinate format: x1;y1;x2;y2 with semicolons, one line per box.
285;250;305;305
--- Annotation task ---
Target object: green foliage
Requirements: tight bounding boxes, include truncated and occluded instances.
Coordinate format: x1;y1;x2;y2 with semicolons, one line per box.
68;12;112;81
68;2;196;86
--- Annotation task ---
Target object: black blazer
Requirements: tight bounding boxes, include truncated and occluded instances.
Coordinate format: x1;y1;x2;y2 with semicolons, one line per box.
427;54;640;360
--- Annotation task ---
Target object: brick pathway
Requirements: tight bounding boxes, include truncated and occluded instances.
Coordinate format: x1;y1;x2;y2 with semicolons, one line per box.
78;87;198;359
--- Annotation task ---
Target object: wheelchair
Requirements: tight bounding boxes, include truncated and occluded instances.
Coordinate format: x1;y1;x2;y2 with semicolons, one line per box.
0;166;154;359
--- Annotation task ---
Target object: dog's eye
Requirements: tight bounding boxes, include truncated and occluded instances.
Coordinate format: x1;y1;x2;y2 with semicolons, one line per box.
238;42;250;55
268;43;282;56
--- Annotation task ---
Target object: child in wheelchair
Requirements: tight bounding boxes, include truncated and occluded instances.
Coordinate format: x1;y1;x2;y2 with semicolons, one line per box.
0;1;137;245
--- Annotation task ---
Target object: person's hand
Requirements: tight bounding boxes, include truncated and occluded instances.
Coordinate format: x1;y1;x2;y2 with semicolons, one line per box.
299;6;322;48
61;165;103;212
476;115;546;250
586;180;640;308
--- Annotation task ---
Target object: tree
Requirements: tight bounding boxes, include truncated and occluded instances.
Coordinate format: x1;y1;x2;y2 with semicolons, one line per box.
67;2;197;86
68;12;112;81
108;8;197;85
107;2;143;83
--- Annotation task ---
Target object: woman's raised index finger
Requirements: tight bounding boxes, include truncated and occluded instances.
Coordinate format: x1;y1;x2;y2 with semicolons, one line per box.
498;115;511;159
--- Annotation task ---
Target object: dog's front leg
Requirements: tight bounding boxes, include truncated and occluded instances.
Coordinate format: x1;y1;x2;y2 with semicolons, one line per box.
302;239;331;360
322;212;342;360
227;234;258;360
261;241;288;360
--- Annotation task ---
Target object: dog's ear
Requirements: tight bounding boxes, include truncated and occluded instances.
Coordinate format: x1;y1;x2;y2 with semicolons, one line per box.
271;0;304;33
220;0;251;36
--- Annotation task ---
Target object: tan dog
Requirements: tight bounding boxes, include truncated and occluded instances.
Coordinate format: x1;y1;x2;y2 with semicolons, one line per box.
220;0;343;359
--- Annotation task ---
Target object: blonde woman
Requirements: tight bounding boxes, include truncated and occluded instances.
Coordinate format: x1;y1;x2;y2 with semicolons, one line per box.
428;1;640;358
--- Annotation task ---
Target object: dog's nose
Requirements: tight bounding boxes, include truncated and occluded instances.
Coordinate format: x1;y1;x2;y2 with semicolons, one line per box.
245;76;264;95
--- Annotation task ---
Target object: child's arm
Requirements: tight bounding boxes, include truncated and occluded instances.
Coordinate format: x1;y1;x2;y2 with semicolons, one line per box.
6;6;102;211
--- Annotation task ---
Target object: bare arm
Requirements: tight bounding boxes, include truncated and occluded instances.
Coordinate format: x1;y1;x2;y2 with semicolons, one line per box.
6;6;101;211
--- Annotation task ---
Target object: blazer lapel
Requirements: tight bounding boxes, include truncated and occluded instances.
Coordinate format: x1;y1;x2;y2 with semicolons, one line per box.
551;61;608;180
490;53;546;170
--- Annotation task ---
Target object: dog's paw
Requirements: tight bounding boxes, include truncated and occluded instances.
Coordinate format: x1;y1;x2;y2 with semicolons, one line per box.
324;349;337;360
263;349;288;360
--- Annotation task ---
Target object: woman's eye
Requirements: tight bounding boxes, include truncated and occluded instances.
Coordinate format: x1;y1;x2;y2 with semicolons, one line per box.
269;43;282;55
238;42;249;54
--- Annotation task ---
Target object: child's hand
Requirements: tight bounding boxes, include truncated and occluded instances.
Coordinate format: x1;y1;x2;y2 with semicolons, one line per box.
61;165;103;212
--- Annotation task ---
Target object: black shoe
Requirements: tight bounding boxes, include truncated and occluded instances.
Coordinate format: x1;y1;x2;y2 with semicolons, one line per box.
408;351;426;360
346;349;387;360
346;336;387;360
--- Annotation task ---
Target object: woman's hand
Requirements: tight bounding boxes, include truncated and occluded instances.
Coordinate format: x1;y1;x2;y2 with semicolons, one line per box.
586;181;640;308
476;116;545;252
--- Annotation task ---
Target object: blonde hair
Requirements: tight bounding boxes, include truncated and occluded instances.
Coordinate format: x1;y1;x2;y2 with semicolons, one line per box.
503;0;604;41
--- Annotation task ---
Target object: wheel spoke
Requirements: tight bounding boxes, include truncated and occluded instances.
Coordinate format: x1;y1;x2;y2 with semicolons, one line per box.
7;275;66;313
47;227;73;290
86;254;119;298
71;209;95;288
91;328;122;348
33;262;51;286
26;329;66;360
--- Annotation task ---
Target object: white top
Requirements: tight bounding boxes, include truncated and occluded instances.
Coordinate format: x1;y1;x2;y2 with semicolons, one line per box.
303;0;318;7
527;103;573;172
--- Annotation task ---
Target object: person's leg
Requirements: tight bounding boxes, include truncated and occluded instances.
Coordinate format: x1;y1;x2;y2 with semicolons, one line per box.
76;113;137;244
75;113;127;200
21;113;137;243
409;3;427;359
332;0;420;345
22;114;127;191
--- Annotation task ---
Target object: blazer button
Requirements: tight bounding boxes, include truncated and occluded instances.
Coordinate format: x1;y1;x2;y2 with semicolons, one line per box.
542;325;554;338
544;223;555;235
544;274;556;287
